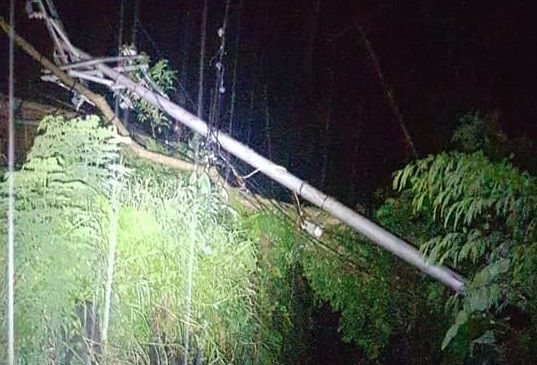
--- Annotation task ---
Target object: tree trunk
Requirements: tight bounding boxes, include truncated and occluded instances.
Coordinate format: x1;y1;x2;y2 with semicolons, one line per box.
305;0;322;76
114;0;125;120
180;0;193;89
192;0;209;163
246;87;254;146
131;0;140;47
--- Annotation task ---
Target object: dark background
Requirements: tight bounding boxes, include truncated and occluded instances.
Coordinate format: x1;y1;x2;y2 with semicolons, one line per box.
2;0;537;203
2;1;537;363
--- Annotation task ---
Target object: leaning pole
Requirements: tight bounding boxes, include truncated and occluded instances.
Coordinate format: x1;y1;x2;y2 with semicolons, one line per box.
1;13;465;293
91;59;465;293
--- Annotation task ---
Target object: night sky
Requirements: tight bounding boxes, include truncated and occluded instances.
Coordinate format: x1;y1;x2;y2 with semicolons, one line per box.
2;0;537;205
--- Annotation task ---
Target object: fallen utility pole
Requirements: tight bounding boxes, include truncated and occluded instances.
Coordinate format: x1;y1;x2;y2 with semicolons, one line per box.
94;62;465;292
5;5;465;292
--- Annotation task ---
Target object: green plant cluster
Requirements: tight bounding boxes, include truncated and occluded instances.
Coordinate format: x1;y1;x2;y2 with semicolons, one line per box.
1;114;304;364
243;211;315;363
0;115;123;362
124;47;177;138
297;212;458;362
3;111;537;364
393;150;537;358
109;167;257;363
294;113;537;363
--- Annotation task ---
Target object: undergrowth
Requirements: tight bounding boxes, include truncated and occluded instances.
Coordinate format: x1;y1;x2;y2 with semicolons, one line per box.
0;115;299;364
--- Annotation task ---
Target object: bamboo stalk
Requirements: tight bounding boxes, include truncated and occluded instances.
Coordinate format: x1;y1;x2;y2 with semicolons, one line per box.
197;0;208;119
101;173;120;356
6;2;15;364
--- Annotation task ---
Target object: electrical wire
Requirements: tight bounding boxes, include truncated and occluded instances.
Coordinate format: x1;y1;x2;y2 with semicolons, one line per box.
134;18;162;59
226;154;406;294
228;161;415;297
133;13;195;109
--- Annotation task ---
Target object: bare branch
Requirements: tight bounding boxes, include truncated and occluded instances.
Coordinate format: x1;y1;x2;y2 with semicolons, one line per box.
0;16;195;172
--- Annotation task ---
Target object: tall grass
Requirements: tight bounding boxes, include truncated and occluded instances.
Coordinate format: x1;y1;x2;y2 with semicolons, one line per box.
1;115;299;364
107;163;261;363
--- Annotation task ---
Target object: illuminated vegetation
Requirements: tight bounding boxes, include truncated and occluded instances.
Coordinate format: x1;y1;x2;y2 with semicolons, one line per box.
0;115;299;363
1;112;536;363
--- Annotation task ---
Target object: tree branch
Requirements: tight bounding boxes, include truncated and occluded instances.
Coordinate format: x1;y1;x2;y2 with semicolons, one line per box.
0;16;196;172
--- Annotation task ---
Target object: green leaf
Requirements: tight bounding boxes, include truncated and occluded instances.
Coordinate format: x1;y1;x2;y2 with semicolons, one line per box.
189;172;197;186
442;310;468;350
198;173;211;194
468;287;490;312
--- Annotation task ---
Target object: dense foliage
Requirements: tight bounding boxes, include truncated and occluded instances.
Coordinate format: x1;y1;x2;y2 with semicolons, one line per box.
0;115;301;364
2;110;537;364
0;115;123;362
392;115;537;361
295;113;537;363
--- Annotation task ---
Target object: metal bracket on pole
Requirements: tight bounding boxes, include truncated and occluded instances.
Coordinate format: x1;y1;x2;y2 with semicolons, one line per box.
26;0;163;112
26;0;466;293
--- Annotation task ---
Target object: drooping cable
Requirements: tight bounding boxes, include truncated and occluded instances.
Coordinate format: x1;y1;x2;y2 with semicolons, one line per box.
203;0;232;181
184;6;233;362
224;0;244;184
229;161;416;298
208;0;231;132
134;19;162;59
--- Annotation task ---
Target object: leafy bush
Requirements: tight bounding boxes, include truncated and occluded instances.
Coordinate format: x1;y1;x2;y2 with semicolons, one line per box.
1;114;300;364
295;112;537;363
0;115;123;362
451;111;507;158
123;48;177;137
298;215;458;362
394;150;537;360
